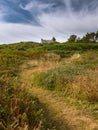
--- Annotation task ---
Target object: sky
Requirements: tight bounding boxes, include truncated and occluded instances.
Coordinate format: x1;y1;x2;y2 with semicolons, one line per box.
0;0;98;44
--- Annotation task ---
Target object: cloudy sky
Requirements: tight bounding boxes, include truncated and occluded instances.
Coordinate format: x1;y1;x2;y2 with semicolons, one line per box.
0;0;98;44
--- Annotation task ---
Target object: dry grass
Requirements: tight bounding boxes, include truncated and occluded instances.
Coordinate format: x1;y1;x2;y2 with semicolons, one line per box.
20;55;98;130
74;69;98;101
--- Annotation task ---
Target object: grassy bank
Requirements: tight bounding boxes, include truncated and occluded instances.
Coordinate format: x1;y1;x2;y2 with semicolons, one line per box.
0;41;98;129
32;47;98;119
0;43;48;129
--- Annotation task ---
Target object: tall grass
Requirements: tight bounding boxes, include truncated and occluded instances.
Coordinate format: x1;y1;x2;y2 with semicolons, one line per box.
0;41;98;128
33;50;98;102
0;44;45;129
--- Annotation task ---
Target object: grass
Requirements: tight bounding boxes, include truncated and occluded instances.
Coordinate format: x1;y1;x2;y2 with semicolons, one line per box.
63;97;98;120
0;43;48;129
33;52;98;100
32;49;98;120
0;41;98;129
32;42;98;58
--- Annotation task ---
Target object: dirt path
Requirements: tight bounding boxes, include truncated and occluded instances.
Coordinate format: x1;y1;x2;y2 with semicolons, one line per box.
20;60;98;130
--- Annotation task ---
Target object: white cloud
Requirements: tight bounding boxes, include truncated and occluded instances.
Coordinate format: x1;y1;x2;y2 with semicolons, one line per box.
38;3;98;36
0;22;66;44
0;0;98;44
20;0;54;13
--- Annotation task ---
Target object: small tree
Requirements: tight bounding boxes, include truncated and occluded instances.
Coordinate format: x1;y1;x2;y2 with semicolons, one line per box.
67;35;77;43
52;37;56;42
96;31;98;39
82;32;96;43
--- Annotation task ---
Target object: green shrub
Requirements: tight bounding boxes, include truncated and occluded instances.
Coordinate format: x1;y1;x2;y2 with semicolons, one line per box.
0;43;45;129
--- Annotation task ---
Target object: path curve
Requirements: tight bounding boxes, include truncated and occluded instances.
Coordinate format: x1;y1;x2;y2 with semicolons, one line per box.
20;60;98;130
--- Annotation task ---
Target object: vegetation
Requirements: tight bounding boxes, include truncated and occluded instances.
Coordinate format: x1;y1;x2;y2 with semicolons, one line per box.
67;35;77;43
31;43;98;120
0;43;47;130
52;37;56;42
67;30;98;43
0;40;98;129
33;42;98;58
34;51;98;101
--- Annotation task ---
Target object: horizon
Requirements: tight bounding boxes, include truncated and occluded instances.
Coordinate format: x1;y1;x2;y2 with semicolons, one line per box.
0;0;98;44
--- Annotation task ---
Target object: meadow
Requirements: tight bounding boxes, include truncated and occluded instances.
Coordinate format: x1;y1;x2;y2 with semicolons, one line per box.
0;41;98;130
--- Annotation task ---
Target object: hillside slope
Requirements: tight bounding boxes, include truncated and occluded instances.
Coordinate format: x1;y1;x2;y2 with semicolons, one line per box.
20;58;98;130
1;42;98;129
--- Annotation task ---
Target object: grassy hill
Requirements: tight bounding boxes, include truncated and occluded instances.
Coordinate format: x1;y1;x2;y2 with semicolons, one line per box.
0;41;98;129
